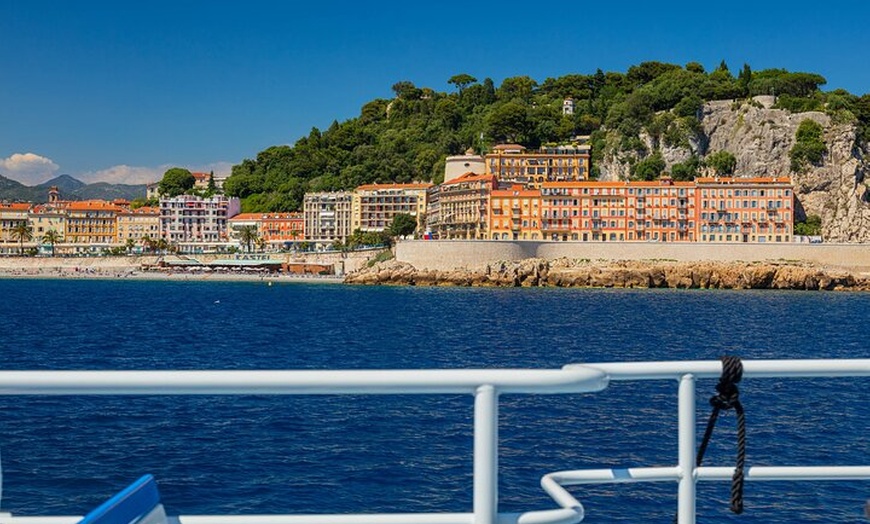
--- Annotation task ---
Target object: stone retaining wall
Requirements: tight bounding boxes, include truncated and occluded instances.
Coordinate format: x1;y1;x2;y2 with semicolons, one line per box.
396;240;870;273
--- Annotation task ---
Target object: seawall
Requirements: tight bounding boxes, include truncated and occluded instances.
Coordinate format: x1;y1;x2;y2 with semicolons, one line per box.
396;241;870;275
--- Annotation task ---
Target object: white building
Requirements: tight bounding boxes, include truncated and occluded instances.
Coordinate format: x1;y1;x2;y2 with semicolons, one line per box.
303;192;353;248
159;194;240;254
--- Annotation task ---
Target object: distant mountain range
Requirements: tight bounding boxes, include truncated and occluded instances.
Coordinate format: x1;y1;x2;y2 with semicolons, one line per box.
0;174;147;203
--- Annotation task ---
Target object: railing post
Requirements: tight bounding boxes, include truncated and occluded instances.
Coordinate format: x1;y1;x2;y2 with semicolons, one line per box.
678;374;696;524
474;384;498;524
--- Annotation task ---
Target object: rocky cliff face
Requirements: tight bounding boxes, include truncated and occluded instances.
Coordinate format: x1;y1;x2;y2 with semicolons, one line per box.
598;96;870;242
346;259;869;291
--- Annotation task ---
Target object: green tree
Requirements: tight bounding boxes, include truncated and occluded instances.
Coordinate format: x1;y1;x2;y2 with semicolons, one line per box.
794;214;822;236
158;167;196;197
11;223;33;255
124;238;136;254
497;76;537;103
670;156;702;181
737;63;752;95
631;151;666;181
685;62;705;74
389;213;418;238
448;73;477;94
42;229;62;256
486;101;530;143
237;225;260;253
392;81;422;100
141;235;158;254
790;119;826;172
706;150;737;175
207;170;217;192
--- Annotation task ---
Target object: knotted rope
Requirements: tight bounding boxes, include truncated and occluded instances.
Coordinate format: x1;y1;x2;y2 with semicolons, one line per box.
697;355;747;514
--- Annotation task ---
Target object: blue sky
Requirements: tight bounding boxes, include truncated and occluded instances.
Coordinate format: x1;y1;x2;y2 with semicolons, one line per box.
2;1;869;185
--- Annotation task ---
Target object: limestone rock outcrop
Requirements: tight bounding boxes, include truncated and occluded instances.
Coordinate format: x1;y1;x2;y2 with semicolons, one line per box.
345;258;869;291
598;97;870;242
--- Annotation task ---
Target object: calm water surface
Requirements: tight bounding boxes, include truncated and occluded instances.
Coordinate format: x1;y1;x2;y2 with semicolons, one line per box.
0;280;866;523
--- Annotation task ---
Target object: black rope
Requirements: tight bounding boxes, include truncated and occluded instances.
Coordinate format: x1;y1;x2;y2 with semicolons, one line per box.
675;356;747;523
697;355;747;514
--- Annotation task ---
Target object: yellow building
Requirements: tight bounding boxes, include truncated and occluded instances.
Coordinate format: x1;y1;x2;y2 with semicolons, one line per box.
351;183;432;233
116;206;160;246
489;184;541;240
0;203;33;253
29;203;67;254
64;200;121;252
435;173;497;239
485;143;590;188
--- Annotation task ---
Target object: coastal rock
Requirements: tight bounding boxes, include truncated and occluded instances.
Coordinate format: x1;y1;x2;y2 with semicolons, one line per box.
598;98;870;242
344;258;870;291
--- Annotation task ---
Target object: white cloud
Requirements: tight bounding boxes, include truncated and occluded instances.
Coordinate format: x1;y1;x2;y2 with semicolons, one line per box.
79;161;235;185
0;152;59;185
77;164;172;185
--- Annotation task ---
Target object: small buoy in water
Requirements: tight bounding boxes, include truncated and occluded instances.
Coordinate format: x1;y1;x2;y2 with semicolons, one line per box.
214;300;220;304
268;281;273;287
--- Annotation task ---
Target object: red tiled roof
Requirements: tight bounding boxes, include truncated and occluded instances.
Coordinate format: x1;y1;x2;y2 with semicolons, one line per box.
228;213;266;221
695;177;792;184
65;200;122;211
0;203;32;211
441;173;496;186
261;213;303;221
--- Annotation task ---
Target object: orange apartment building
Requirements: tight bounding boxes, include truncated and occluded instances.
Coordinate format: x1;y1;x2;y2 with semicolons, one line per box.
500;176;792;243
695;177;793;243
489;184;541;240
261;212;304;247
485;143;591;188
229;212;305;251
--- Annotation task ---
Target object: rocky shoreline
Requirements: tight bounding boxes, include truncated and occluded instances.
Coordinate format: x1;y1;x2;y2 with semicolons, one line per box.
344;258;870;291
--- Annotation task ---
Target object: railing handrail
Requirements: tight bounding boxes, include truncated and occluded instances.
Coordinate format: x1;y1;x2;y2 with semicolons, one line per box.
0;359;866;524
568;358;870;379
0;368;608;395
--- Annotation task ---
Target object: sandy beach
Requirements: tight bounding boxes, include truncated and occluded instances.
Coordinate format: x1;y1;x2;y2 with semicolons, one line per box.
0;256;345;283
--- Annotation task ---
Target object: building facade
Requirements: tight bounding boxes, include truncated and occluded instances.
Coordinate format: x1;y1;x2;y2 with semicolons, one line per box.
159;194;241;253
696;177;793;243
64;200;122;251
351;183;432;234
0;203;32;253
303;191;353;247
116;206;160;247
485;143;591;188
261;212;304;248
489;184;541;240
435;173;497;240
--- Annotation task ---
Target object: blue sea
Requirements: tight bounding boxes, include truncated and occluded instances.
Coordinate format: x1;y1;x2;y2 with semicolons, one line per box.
0;280;866;523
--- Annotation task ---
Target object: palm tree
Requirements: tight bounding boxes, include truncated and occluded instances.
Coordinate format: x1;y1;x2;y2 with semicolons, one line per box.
155;238;169;254
141;235;155;254
237;225;259;253
42;229;62;256
124;237;136;255
11;223;33;255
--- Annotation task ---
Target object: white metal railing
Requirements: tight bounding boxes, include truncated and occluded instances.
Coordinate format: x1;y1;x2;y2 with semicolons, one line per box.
0;359;866;524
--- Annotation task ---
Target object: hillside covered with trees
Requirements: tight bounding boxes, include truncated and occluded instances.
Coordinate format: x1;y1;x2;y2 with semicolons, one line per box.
224;61;870;213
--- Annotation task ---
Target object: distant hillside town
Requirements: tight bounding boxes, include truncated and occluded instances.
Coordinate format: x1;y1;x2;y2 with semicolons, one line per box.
0;142;802;256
